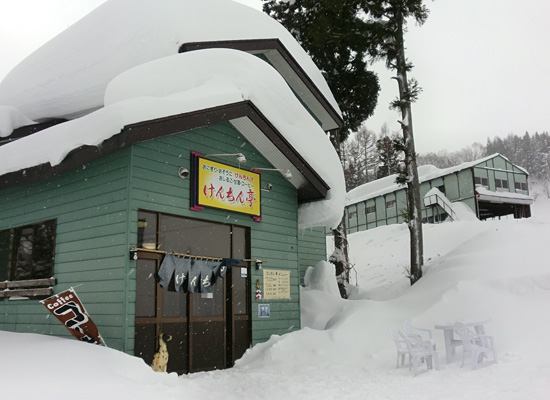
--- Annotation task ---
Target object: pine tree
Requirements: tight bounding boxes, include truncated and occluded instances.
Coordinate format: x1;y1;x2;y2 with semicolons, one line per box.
263;0;380;138
263;0;381;298
376;134;402;178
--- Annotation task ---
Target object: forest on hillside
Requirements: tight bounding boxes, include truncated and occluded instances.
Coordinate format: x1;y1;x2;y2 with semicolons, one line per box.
342;128;550;194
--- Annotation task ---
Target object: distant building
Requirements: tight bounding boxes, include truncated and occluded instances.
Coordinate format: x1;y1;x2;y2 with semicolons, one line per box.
345;153;533;234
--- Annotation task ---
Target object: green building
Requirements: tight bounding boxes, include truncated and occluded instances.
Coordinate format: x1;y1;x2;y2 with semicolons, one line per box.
0;1;344;374
345;154;533;234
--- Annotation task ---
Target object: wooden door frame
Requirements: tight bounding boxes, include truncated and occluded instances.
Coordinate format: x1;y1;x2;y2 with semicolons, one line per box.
134;211;252;373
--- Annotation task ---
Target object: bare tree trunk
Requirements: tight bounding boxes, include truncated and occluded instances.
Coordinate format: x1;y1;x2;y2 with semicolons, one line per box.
329;129;351;298
330;219;350;298
394;9;423;285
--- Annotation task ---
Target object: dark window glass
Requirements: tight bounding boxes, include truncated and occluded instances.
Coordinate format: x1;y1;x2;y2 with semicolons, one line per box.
134;324;156;366
2;220;56;281
192;282;224;317
160;215;230;256
495;179;508;189
163;322;189;374
138;211;158;249
0;229;12;281
160;215;230;317
231;227;248;315
32;221;56;279
13;226;35;280
163;288;187;317
475;177;489;187
135;259;157;317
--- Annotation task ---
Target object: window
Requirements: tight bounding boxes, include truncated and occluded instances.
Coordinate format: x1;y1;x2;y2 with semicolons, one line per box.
366;205;376;215
0;220;56;299
515;182;528;191
347;205;357;226
386;199;396;209
495;179;509;190
474;177;488;187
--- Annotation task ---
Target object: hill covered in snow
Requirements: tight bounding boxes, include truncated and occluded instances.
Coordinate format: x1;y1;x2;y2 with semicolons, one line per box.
2;194;549;400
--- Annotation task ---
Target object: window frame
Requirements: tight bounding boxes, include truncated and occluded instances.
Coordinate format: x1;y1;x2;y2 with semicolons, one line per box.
495;178;509;191
514;181;528;191
0;219;57;300
474;176;489;187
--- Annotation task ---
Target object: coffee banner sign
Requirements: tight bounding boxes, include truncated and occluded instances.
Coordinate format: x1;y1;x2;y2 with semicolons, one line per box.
41;287;105;346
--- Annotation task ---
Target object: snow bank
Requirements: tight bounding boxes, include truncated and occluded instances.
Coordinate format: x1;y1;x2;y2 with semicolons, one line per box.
0;331;193;400
301;261;344;329
0;0;340;122
2;194;550;399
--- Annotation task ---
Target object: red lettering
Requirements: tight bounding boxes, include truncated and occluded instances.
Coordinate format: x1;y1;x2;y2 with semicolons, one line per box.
215;186;225;200
203;183;215;199
246;189;256;208
226;187;235;202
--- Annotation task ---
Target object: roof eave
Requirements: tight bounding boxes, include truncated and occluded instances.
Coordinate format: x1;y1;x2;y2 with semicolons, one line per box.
179;39;343;132
0;101;330;202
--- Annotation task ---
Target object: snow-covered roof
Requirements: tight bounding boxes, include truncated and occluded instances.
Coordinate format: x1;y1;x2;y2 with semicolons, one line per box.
346;153;525;206
0;48;345;229
0;0;341;134
476;186;533;205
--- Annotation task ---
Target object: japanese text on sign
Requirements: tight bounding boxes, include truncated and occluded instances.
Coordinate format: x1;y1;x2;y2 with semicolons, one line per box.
197;157;260;216
263;269;291;300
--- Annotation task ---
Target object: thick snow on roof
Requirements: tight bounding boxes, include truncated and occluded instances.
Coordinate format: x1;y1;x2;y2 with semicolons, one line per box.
0;106;34;138
476;186;533;205
0;0;340;129
0;49;345;229
346;153;523;206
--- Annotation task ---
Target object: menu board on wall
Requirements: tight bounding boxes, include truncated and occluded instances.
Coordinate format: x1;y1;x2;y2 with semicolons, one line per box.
263;269;291;300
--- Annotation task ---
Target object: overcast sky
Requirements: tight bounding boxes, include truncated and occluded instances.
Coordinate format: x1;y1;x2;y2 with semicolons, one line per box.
1;0;548;154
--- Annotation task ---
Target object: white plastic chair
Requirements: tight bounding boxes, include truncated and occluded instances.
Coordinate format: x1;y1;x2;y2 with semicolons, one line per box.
403;320;436;350
399;330;440;376
389;327;409;368
453;321;497;370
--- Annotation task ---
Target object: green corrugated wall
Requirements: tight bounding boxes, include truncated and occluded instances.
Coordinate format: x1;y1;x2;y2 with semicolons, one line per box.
0;150;132;348
0;122;320;351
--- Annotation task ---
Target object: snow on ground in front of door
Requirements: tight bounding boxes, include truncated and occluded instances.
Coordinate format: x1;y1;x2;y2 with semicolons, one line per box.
2;194;550;399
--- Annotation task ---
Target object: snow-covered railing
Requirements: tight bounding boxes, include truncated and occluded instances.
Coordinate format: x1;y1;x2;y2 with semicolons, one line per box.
424;191;457;222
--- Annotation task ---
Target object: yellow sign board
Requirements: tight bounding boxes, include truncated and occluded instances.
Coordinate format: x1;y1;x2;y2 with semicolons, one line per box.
263;269;291;300
197;157;261;216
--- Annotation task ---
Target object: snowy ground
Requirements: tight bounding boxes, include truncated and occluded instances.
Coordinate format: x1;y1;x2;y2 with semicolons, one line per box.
2;193;550;399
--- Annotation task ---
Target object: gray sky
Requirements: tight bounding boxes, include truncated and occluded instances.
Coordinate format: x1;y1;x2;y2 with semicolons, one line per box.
1;0;548;153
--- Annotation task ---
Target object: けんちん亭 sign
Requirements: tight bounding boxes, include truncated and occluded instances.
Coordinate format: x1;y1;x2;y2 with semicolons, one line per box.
195;156;260;216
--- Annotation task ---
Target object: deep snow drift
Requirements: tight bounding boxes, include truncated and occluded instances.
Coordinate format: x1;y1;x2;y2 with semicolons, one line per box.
2;194;549;399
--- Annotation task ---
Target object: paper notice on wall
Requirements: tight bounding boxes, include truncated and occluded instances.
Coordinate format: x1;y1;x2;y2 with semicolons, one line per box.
263;269;290;300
